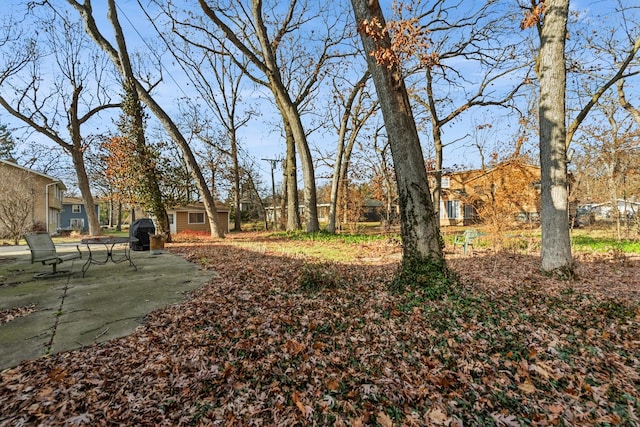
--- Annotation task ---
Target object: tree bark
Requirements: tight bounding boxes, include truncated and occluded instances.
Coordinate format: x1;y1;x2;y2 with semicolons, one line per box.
351;0;442;262
231;132;242;231
70;149;101;235
538;0;572;276
250;2;318;231
284;119;301;231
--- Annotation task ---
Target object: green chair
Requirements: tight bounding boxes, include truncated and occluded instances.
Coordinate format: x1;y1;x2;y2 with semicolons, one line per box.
453;229;481;255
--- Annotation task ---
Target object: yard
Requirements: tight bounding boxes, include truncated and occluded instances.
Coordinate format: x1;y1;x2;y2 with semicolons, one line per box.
1;230;639;426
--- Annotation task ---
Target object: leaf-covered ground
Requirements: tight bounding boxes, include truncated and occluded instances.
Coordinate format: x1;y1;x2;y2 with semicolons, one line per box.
1;234;639;426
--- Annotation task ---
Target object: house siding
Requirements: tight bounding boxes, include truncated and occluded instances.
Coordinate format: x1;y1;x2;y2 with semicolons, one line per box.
0;160;65;234
60;198;100;232
436;161;541;226
171;207;230;234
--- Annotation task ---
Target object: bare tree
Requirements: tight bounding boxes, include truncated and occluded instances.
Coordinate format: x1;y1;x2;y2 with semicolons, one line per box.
0;10;117;236
351;0;443;265
534;0;572;276
326;70;378;233
397;0;532;226
107;3;170;240
162;34;256;232
0;166;35;244
575;97;640;239
67;0;225;238
565;1;640;147
358;124;398;230
617;80;640;127
163;0;349;232
521;0;640;275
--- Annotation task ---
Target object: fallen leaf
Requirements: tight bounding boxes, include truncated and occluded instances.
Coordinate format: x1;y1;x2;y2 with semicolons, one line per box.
376;411;394;427
518;380;536;394
427;407;450;425
326;378;339;391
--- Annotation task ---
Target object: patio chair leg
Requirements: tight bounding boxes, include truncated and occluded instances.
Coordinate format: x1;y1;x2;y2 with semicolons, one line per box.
33;260;74;279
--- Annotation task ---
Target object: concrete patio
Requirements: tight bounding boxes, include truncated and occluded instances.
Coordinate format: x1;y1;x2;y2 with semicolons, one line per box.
0;243;217;370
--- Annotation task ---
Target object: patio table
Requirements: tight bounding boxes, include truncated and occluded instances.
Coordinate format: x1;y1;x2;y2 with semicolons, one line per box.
80;236;138;277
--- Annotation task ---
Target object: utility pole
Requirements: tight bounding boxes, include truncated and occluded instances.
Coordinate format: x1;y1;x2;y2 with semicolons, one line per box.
262;158;280;230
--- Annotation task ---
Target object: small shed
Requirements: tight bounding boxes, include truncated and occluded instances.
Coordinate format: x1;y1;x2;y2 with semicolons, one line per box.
166;203;230;235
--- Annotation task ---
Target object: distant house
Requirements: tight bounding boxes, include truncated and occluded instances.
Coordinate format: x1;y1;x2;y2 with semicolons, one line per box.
0;159;66;234
315;199;385;223
587;199;640;220
166;203;230;235
435;160;541;226
59;197;100;233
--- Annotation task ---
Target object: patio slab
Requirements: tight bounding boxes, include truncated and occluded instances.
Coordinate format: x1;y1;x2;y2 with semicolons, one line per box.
0;243;216;370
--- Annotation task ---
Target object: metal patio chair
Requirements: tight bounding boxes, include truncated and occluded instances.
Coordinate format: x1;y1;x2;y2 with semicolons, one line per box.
24;232;82;278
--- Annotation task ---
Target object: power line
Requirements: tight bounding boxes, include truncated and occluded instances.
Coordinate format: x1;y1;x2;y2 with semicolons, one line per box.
114;2;191;100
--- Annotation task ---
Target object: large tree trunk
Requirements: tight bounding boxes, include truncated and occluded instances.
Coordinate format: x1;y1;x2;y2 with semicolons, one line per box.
70;149;102;236
286;105;319;232
284;121;301;231
351;0;442;262
268;81;317;232
538;0;572;276
66;75;102;236
66;92;101;236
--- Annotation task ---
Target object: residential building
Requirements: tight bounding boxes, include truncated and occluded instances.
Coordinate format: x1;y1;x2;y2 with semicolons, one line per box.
316;199;385;223
435;160;541;226
59;197;100;233
0;159;66;234
586;199;640;220
166;203;230;235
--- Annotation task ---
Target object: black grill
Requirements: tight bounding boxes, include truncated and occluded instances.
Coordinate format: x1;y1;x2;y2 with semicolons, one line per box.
129;218;155;251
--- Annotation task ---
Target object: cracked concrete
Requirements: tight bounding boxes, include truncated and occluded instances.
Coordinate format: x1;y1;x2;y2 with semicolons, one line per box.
0;243;217;370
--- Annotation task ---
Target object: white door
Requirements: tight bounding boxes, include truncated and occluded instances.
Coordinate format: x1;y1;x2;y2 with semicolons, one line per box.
168;213;176;235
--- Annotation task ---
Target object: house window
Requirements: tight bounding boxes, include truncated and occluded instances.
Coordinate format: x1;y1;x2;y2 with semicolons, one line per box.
70;218;84;229
167;213;174;225
441;177;451;189
446;200;460;219
188;212;205;224
464;204;475;219
72;204;82;213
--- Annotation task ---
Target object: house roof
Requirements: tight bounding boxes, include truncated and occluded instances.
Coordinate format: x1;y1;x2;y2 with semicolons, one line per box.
62;196;102;206
0;159;67;190
442;160;540;185
590;199;640;208
63;197;84;204
167;202;230;213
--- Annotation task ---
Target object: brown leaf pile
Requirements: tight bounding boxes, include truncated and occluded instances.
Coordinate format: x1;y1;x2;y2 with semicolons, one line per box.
1;237;639;426
1;304;38;325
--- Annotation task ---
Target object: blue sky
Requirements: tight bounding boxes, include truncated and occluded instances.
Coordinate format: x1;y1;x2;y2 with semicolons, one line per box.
2;0;639;194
